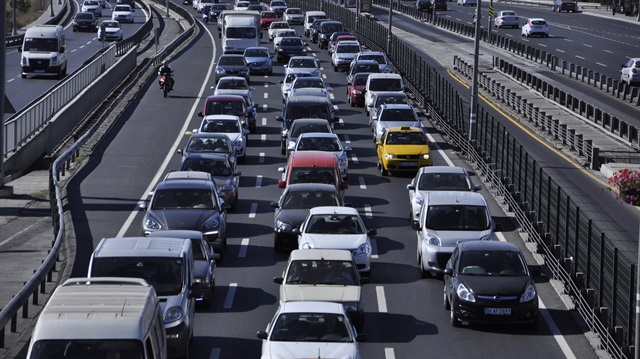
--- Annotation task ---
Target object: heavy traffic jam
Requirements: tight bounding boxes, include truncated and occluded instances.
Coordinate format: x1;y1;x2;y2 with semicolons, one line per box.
25;2;548;358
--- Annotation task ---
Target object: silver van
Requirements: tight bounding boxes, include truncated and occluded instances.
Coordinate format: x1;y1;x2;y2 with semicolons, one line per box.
88;237;197;358
27;277;166;359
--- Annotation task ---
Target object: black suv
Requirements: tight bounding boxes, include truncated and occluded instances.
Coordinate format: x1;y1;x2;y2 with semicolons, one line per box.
73;12;98;32
276;96;339;154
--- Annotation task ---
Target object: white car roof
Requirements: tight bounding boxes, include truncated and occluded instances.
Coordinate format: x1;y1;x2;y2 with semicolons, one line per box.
427;191;487;206
202;114;241;121
308;206;359;215
289;249;354;261
297;132;338;139
418;165;468;176
279;300;346;314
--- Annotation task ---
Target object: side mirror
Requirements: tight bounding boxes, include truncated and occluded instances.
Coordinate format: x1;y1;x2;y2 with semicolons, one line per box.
530;268;542;278
406;184;416;191
279;80;284;83
332;116;339;123
473;184;482;191
276;115;284;122
212;253;221;261
273;277;283;284
376;141;382;146
344;146;352;152
198;111;204;117
270;201;279;208
283;65;288;68
176;149;183;155
277;167;285;172
243;129;250;135
411;220;421;231
139;202;147;210
278;180;286;188
292;228;301;235
444;268;453;276
326;86;333;92
367;229;377;236
221;202;231;211
256;331;268;340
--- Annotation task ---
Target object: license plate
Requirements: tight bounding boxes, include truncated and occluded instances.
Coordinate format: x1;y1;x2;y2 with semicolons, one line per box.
484;308;511;315
34;70;45;73
400;161;417;167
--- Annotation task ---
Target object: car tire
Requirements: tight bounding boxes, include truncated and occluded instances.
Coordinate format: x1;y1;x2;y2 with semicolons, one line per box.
281;145;286;155
238;155;246;164
379;162;389;176
418;253;431;278
450;300;461;327
333;65;338;72
443;284;451;310
274;235;284;251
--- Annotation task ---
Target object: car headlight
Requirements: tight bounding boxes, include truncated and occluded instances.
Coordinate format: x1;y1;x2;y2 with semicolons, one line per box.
218;184;234;192
276;220;292;232
422;154;430;160
282;129;288;137
21;56;27;66
302;48;308;53
520;284;537;303
456;283;475;303
351;89;362;95
163;306;184;323
354;243;370;256
384;153;397;160
301;242;314;249
51;56;59;65
425;233;441;246
343;302;358;312
202;217;220;230
144;215;162;230
278;48;284;52
216;67;226;75
235;138;244;146
240;68;249;75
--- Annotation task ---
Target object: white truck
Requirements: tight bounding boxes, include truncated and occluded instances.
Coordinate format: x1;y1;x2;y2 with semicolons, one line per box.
218;11;261;54
19;25;67;79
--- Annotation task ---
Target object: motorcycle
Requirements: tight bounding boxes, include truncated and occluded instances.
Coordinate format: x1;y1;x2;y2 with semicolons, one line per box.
202;8;210;24
159;72;174;98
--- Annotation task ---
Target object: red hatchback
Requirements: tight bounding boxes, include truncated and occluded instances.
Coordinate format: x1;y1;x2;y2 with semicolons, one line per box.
198;95;250;131
347;72;372;107
260;11;279;29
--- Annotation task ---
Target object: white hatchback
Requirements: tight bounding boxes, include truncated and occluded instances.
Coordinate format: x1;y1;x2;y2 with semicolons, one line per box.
521;18;549;37
196;115;250;163
112;4;134;23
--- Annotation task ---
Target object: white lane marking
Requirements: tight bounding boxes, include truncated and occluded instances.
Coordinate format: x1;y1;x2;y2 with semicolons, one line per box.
262;117;267;126
385;348;396;359
261;134;266;142
209;348;221;359
584;44;592;48
256;175;263;188
539;298;577;359
564;38;574;42
238;238;249;258
343;134;351;144
330;93;335;100
264;83;268;88
263;93;268;99
85;41;91;45
224;283;237;309
371;239;378;259
7;78;15;83
604;49;613;54
71;49;78;53
364;204;373;219
117;24;218;238
249;203;258;218
312;53;317;57
376;286;388;312
538;43;547;48
262;104;268;111
575;55;585;60
322;73;327;79
338;118;344;126
596;62;607;67
350;154;358;164
556;49;565;53
358;176;366;190
0;217;49;247
79;45;86;49
259;152;265;163
427;133;454;167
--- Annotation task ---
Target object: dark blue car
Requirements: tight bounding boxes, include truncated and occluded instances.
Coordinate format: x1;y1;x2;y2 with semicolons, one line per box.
275;37;308;63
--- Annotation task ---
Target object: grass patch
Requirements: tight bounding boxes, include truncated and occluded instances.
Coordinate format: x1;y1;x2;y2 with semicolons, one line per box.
5;0;51;33
31;189;50;200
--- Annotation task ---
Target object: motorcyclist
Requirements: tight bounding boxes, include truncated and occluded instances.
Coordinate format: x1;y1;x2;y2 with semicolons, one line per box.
158;61;174;91
202;6;210;23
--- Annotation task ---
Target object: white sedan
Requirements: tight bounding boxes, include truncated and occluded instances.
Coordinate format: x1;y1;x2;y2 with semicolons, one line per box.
521;18;549;37
494;10;519;28
268;21;291;41
197;115;250;163
279;70;313;102
112;4;134;23
97;20;123;41
285;56;321;77
81;0;103;16
297;206;375;275
257;301;366;359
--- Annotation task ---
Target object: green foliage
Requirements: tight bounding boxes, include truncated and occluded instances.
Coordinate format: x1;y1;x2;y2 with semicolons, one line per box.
17;0;32;13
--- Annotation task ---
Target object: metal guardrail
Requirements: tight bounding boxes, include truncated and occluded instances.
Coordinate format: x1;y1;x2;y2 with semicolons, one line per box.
288;0;635;356
0;0;198;351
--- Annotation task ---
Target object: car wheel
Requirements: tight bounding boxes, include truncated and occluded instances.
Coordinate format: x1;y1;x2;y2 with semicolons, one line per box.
450;300;461;327
21;73;26;79
238;155;246;164
443;284;451;310
281;145;286;155
380;162;389;176
274;234;284;251
350;99;355;107
418;253;431;278
333;65;338;72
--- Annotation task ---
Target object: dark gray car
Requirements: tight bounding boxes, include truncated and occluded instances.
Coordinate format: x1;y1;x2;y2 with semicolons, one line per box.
215;55;250;84
180;153;241;210
177;132;237;169
270;183;344;251
73;12;98;32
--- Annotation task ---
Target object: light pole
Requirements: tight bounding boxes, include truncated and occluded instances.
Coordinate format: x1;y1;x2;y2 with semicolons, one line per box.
50;0;54;16
1;0;6;189
387;0;392;53
12;0;17;35
469;0;481;144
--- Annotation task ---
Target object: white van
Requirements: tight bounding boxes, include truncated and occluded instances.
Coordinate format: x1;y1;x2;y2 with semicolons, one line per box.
88;237;197;358
26;277;167;359
19;25;67;79
364;73;405;114
219;11;261;54
303;10;327;37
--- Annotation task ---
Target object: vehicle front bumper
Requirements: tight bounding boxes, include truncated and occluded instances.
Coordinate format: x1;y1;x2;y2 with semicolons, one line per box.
382;156;432;172
453;297;538;324
165;321;189;358
421;243;455;273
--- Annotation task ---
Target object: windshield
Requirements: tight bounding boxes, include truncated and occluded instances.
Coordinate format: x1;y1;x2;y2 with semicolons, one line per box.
386;131;428;145
284;72;312;84
245;48;268;57
292;78;324;89
186;137;231;154
114;5;129;10
305;214;364;234
286;260;357;285
287;8;302;14
205;101;245;116
217;79;248;89
337;45;360;54
226;27;256;39
102;21;120;27
290;58;317;68
152;188;217;210
353;74;369;86
379;108;416;122
369;78;403;91
181;157;232;177
290;123;330;137
271;22;289;29
76;13;93;19
290;168;336;185
285;104;330;122
361;54;386;64
219;56;246;66
281;190;340;209
280;38;303;46
418;172;472;191
458;250;527;276
23;38;58;52
262;12;277;18
202;119;241;133
270;313;353;342
353;64;379;73
321;23;343;34
297;137;340;151
91;257;184;296
29;340;144;359
375;94;408;107
425;205;490;231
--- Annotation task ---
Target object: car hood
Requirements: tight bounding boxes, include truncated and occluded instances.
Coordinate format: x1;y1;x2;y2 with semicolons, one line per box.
212;175;234;187
300;234;368;249
460;275;531;297
151;209;218;229
246;56;269;64
264;342;357;359
428;229;493;246
282;284;361;302
193;260;210;280
276;209;309;227
218;65;248;72
383;144;429;155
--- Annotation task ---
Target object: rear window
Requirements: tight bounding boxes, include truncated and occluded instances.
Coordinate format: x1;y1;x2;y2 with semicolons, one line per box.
91;257;185;296
369;78;403;91
531;20;546;25
285;103;331;121
291;123;331;137
290;168;337;185
425;205;490;231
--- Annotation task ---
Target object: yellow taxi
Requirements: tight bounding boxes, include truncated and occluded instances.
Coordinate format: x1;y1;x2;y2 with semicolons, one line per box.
376;126;432;176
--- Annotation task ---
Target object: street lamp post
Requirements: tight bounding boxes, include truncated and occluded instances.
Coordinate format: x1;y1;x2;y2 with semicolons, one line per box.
50;0;55;16
469;0;481;145
387;0;392;53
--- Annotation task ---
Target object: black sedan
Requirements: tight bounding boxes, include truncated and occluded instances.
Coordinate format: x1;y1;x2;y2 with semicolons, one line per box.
270;183;344;251
275;37;308;63
443;240;540;327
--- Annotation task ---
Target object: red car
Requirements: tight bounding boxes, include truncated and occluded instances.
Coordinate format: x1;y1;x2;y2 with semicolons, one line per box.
347;72;372;107
260;11;279;29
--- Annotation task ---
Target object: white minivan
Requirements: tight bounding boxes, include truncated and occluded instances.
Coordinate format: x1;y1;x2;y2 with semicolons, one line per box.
26;277;167;359
19;25;67;79
303;10;327;37
364;73;404;115
88;237;197;358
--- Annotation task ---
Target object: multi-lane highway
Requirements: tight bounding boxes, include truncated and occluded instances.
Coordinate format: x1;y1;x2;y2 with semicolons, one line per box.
50;2;612;358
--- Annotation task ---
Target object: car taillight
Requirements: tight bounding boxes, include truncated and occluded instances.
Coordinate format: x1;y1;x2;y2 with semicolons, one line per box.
632;68;638;73
529;23;533;27
500;17;505;20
